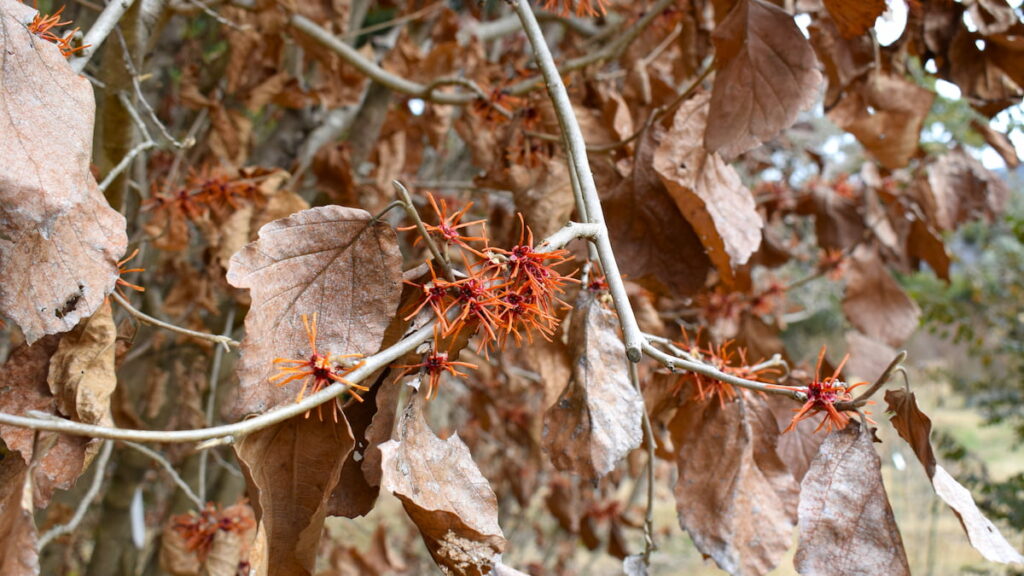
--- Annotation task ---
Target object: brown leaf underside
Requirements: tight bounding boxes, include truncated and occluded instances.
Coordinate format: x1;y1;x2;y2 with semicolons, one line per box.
795;424;910;576
671;390;798;576
654;93;763;283
543;292;643;482
226;205;403;417
705;0;823;159
379;398;506;576
235;413;355;576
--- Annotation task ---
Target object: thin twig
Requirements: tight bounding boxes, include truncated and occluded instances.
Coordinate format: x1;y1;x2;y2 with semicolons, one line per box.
629;360;657;561
393;180;456;281
836;350;908;410
70;0;137;73
110;292;239;351
512;0;644;361
99;140;156;192
198;307;236;503
506;0;677;96
0;223;598;444
37;440;114;549
341;1;446;40
122;441;204;508
289;14;479;105
642;341;806;400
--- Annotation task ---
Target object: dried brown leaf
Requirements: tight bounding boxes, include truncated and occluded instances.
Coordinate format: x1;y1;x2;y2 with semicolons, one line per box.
916;148;1010;232
602;128;712;297
827;71;935;170
884;388;936;478
0;336;89;506
0;456;39;576
766;394;825;483
47;301;117;428
706;0;823;158
670;390;799;575
0;0;96;230
542;292;644;482
379;398;506;576
204;503;258;576
822;0;886;38
932;466;1024;565
654;94;763;283
794;423;910;575
907;217;951;280
226;206;403;417
809;16;875;107
0;185;126;344
235;413;355;576
842;247;921;348
882;390;1024;563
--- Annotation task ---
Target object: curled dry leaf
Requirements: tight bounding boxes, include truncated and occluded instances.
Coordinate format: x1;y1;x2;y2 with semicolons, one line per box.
654;93;763;283
841;247;921;348
822;0;887;38
0;336;89;507
235;413;355;576
0;457;38;576
884;390;1024;565
47;301;117;429
602;128;711;297
932;466;1024;565
226;206;403;417
705;0;823;159
379;397;506;576
542;291;643;482
0;1;127;344
670;388;798;576
827;71;935;171
795;423;910;575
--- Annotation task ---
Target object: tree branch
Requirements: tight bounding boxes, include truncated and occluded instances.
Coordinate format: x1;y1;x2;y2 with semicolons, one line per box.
510;0;643;362
0;222;598;444
110;292;239;351
70;0;137;73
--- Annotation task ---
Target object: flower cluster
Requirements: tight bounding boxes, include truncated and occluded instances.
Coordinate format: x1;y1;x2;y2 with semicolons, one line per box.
27;6;88;57
115;248;146;298
675;332;780;405
271;313;366;422
400;196;578;398
171;502;254;562
778;347;867;433
145;166;263;222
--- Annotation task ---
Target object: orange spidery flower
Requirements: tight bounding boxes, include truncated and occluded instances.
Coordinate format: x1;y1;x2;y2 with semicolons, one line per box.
397;345;477;400
783;347;867;433
115;248;146;297
398;193;488;256
489;215;579;309
28;6;89;57
402;260;453;326
271;313;366;422
171;502;255;562
442;274;508;349
494;287;558;347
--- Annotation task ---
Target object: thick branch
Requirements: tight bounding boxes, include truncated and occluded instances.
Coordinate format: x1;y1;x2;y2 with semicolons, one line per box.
0;222;597;444
511;0;643;361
